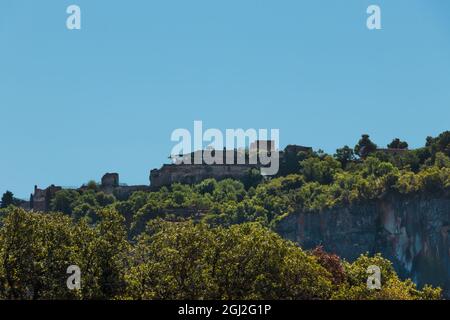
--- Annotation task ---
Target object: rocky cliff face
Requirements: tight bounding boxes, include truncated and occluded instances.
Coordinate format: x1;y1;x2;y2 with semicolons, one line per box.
275;196;450;296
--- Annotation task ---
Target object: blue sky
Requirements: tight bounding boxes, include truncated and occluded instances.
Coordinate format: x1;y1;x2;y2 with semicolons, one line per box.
1;0;450;198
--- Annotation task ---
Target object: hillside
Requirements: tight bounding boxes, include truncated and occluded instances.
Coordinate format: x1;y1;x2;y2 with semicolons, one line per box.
0;131;449;299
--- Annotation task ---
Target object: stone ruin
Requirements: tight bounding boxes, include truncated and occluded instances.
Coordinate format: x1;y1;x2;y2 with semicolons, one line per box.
100;173;119;194
31;185;62;211
24;142;312;211
28;173;149;211
150;143;312;188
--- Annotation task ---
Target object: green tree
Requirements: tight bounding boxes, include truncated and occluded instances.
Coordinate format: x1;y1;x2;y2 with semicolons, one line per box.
299;156;341;184
51;189;79;215
387;138;408;149
0;207;82;299
86;180;98;191
195;178;218;195
332;253;441;300
334;146;355;168
434;152;450;169
354;134;377;158
426;131;450;157
278;147;313;176
1;191;15;208
95;192;116;207
88;208;130;299
123;221;333;300
243;168;263;189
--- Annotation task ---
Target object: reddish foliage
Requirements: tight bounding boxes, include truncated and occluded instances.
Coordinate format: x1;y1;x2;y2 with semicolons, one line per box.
311;246;346;285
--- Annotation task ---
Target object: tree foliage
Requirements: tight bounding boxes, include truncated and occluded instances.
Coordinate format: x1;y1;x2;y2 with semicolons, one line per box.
0;209;440;300
388;138;408;150
1;191;20;208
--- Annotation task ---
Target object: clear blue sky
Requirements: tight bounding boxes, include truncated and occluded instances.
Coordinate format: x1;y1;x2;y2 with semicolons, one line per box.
1;0;450;199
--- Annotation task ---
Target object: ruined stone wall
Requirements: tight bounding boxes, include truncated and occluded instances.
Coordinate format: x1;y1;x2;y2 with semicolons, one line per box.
275;195;450;296
112;185;150;200
150;164;256;188
32;185;62;211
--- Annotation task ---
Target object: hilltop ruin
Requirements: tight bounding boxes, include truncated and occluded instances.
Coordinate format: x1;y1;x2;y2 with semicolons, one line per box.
23;142;312;211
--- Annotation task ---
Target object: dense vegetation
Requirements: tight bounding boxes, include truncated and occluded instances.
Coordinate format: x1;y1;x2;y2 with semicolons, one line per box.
28;132;450;232
0;131;448;299
0;207;441;300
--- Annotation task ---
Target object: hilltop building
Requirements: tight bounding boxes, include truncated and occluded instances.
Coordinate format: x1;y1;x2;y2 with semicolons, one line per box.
28;173;149;211
150;142;312;188
24;142;313;211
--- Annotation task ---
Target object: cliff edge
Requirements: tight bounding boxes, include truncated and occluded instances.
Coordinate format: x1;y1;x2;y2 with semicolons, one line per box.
275;195;450;296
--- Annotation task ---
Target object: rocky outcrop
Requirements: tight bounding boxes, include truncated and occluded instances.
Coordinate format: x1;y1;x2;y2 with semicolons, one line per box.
275;196;450;296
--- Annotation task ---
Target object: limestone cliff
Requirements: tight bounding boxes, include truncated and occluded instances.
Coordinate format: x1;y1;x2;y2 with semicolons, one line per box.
275;195;450;296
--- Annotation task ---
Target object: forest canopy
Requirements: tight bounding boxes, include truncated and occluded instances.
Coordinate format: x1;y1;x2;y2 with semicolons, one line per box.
0;207;441;300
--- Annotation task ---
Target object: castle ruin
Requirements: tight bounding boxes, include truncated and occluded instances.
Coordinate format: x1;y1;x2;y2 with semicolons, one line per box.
25;142;312;211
